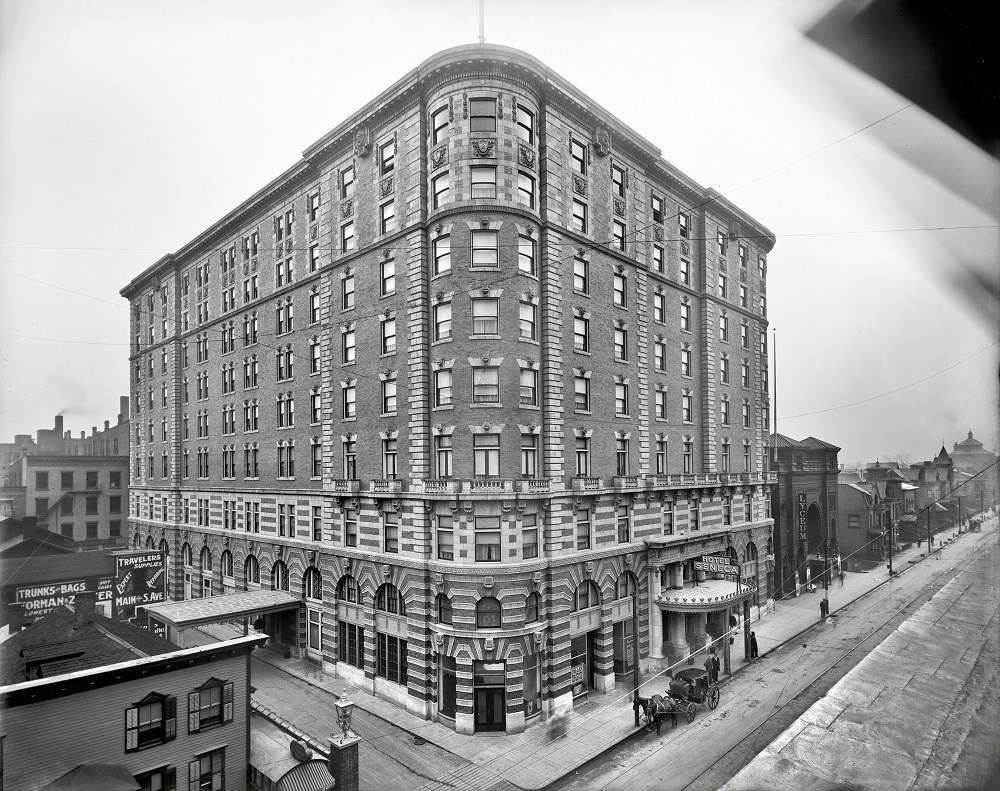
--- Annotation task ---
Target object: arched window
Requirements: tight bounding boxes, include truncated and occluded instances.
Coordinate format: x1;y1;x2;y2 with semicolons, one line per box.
376;584;406;616
182;543;193;567
573;580;601;611
133;533;142;548
145;535;155;549
476;596;502;628
437;593;453;624
747;542;758;561
244;555;260;586
337;575;362;604
200;546;212;572
159;538;169;557
220;550;234;578
727;546;739;565
303;567;323;601
271;560;289;591
615;571;637;599
766;535;773;556
525;592;540;623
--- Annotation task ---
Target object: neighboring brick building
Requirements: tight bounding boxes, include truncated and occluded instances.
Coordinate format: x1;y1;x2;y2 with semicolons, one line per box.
122;44;775;734
950;430;999;513
770;435;840;596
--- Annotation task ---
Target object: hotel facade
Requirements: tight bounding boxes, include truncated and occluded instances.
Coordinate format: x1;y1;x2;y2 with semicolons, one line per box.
122;44;776;735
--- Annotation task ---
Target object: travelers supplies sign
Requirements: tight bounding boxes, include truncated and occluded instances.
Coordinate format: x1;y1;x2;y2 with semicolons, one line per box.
114;550;166;620
798;493;808;540
694;556;739;576
16;578;112;618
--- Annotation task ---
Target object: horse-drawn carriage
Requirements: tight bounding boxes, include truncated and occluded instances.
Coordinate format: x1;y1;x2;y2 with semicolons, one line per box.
637;667;720;734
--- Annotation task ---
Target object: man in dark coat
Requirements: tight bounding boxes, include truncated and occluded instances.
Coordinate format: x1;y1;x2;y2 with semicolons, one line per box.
710;651;720;683
749;631;759;659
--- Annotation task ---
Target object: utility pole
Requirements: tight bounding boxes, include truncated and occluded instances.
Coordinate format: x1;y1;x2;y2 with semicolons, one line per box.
926;504;932;554
887;515;894;576
957;495;962;533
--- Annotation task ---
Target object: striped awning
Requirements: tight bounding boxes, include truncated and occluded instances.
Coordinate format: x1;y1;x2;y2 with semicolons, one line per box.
276;760;335;791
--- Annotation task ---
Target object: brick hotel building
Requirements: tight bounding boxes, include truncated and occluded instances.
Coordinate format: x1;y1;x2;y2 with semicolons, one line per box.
122;44;775;735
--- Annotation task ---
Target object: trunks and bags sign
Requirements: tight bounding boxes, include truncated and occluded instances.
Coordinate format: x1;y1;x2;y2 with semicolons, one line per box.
114;551;167;620
16;578;113;618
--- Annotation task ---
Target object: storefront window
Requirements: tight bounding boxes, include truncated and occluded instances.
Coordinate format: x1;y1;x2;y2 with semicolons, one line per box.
570;634;590;697
440;655;457;718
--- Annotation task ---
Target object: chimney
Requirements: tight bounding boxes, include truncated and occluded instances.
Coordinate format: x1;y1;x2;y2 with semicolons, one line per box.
73;592;97;628
104;420;110;431
119;395;129;424
54;415;64;436
91;426;97;437
80;431;85;439
64;431;71;440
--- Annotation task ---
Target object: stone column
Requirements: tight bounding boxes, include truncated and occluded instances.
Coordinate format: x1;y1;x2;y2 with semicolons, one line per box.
670;562;684;589
666;611;687;667
687;611;708;660
648;566;663;659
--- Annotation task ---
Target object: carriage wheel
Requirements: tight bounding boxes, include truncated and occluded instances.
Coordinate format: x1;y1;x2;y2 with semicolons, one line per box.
685;702;696;722
708;685;720;710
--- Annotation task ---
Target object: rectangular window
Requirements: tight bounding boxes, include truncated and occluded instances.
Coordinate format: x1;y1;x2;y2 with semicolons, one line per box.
575;437;590;477
342;272;355;310
651;194;664;224
381;379;397;414
612;164;626;197
718;274;727;298
720;357;730;384
655;389;667;419
470;165;497;198
571;139;587;175
471;298;499;335
517;172;535;208
613;272;627;306
689;500;700;531
380;202;396;234
473;433;500;477
381;318;396;354
576;508;591;550
739;243;747;268
376;633;408;685
434;302;452;341
341;222;355;253
613;220;627;251
518;235;536;274
520;434;538;478
516;105;534;144
470;98;496;132
574;316;589;352
338;620;364;666
679;211;690;239
572;200;587;233
472;367;500;404
383;508;399;552
471;229;499;267
740;284;748;308
379;139;395;174
188;747;225;791
652;244;664;273
681;348;692;377
435;434;453;478
475;515;501;561
434;369;453;407
614;327;628;361
342;383;356;419
341;165;355;199
380;258;395;295
522;513;538;559
614;382;628;416
717;230;727;256
519;301;536;340
616;504;630;543
187;681;233;732
680;257;690;285
682;393;693;423
616;437;629;475
432;105;449;144
519;368;538;406
437;513;454;559
681;302;691;331
653;292;666;323
433;235;451;274
719;315;729;342
432;172;449;208
573;256;589;293
683;441;693;474
655;438;667;474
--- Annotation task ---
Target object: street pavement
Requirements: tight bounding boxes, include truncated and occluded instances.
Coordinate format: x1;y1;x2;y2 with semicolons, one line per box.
723;520;1000;790
196;517;991;791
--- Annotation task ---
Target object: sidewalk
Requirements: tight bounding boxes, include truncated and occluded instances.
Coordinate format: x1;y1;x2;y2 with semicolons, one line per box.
227;521;985;791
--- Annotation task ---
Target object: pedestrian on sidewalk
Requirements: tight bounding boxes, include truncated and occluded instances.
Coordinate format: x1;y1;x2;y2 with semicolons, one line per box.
711;651;721;684
704;651;714;678
839;570;844;587
749;631;759;659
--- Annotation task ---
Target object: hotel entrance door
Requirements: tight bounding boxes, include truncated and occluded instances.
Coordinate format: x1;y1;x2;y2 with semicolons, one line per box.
473;661;506;732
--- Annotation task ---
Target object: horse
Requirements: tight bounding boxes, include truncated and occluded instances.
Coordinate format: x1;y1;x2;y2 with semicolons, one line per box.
638;693;676;734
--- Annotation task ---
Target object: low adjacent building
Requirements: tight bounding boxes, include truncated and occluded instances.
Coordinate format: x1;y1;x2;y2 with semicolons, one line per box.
0;597;265;791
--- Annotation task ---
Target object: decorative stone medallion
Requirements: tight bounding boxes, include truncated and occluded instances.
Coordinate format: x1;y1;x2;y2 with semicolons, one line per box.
431;145;448;168
379;176;393;197
573;175;587;196
613;198;626;217
681;241;691;256
653;226;664;241
341;199;353;219
471;138;496;158
595;126;612;156
353;126;371;157
518;146;535;169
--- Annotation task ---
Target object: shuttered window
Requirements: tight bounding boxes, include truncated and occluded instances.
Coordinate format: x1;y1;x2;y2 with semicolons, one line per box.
187;678;234;733
125;693;176;751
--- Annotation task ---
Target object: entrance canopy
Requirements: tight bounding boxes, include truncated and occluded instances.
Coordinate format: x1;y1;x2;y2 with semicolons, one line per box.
655;579;756;612
141;590;299;629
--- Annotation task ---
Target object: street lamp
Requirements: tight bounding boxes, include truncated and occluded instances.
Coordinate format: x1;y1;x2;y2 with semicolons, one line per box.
334;688;356;744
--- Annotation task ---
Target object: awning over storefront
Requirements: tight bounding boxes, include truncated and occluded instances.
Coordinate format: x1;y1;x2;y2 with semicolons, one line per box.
141;590;299;628
655;578;756;612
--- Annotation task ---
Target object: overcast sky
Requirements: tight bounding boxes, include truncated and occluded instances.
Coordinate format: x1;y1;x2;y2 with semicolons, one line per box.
1;0;997;466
